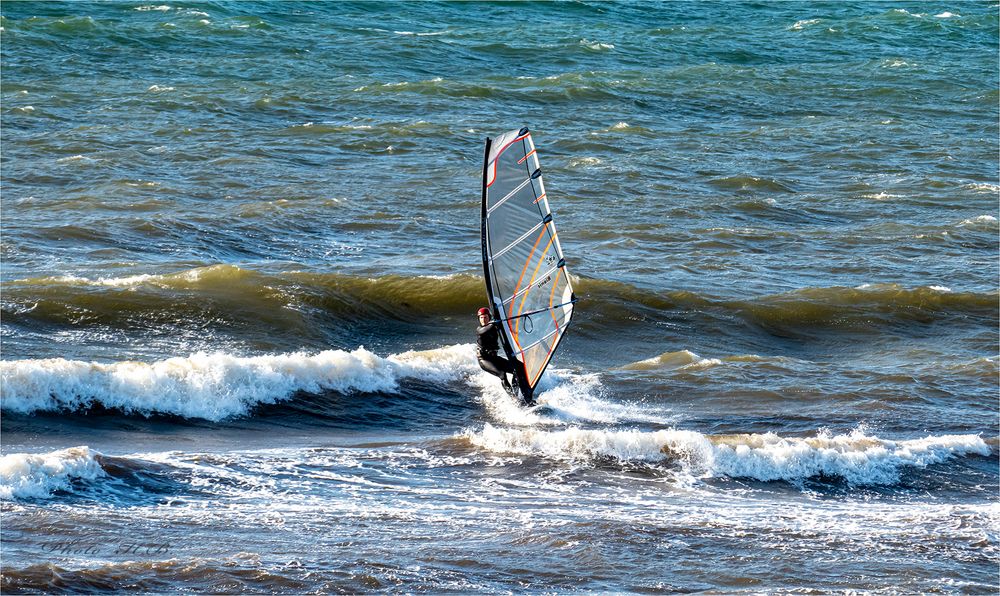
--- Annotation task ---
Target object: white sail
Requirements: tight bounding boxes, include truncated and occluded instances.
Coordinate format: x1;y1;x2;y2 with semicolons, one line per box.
481;127;575;399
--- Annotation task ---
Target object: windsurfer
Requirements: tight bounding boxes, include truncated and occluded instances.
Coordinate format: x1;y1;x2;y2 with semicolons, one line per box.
475;307;517;393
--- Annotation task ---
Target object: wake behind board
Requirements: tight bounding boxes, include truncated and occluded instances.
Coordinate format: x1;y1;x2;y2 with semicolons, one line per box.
480;127;576;406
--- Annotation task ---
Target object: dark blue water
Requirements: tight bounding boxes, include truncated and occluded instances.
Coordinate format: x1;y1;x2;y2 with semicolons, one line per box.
2;2;997;592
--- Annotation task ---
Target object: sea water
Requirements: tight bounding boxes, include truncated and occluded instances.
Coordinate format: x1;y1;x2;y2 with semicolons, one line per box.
2;2;997;592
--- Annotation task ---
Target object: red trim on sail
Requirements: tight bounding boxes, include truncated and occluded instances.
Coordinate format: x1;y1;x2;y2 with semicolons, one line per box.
485;133;530;188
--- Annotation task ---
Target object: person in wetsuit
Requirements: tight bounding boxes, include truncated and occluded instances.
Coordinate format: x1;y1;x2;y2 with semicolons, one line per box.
476;307;516;393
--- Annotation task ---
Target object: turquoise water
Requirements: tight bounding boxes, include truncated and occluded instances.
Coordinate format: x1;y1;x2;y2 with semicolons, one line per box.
2;2;998;592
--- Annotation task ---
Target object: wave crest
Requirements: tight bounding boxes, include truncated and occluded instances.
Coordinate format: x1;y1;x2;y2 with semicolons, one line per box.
465;425;991;485
1;344;476;420
0;446;105;500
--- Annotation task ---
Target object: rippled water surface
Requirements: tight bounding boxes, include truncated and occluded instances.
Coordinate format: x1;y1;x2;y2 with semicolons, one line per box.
2;1;998;593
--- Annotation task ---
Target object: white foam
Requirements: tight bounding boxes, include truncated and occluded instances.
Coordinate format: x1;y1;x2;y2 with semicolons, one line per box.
579;39;614;51
135;5;172;11
529;372;632;423
100;273;161;285
0;446;105;500
468;424;710;462
20;266;242;289
471;372;552;426
1;344;478;420
958;214;998;227
935;12;958;18
394;30;447;37
789;19;820;30
56;155;99;164
963;183;999;194
709;430;990;485
862;192;901;200
465;426;991;486
568;156;601;168
928;285;952;293
470;366;670;427
27;273;160;287
146;85;175;93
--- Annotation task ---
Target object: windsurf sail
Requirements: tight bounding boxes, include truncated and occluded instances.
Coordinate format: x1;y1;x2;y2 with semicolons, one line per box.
481;127;575;403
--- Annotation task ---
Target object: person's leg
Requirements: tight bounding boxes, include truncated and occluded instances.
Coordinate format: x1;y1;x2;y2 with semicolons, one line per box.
494;356;517;392
480;354;514;392
478;355;505;378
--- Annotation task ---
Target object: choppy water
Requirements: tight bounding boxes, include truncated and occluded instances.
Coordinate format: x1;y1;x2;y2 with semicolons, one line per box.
2;1;998;593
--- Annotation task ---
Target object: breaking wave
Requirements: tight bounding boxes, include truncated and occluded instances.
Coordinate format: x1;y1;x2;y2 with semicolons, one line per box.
0;446;106;500
465;425;992;486
1;344;476;420
0;341;674;429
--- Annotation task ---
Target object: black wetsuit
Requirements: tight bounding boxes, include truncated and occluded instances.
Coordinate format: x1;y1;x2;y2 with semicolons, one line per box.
477;322;514;379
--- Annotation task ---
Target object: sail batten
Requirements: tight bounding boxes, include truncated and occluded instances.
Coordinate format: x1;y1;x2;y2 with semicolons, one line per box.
513;324;561;351
481;127;575;402
491;220;548;261
487;178;532;214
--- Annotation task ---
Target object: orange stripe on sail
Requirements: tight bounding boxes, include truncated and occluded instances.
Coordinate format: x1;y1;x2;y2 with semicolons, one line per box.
532;193;547;205
517;149;537;164
509;223;550;342
524;268;565;388
514;235;554;344
548;267;563;331
529;335;557;388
